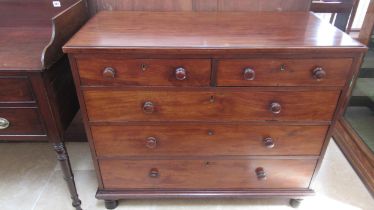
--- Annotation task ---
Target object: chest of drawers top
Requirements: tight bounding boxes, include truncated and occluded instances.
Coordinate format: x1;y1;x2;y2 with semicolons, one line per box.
63;11;365;55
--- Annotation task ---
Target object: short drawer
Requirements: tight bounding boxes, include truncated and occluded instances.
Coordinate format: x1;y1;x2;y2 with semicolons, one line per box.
0;108;45;135
100;159;317;189
0;77;34;102
92;125;327;157
216;58;352;87
76;57;211;86
83;89;340;122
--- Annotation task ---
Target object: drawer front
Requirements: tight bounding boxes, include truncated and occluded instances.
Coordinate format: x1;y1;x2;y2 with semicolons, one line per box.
84;89;340;122
100;159;316;189
216;58;352;87
77;58;211;86
0;108;45;135
0;77;34;102
92;125;327;157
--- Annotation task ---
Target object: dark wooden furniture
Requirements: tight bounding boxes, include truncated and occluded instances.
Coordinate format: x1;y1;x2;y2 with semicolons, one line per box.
63;11;366;209
87;0;311;14
332;0;374;197
333;119;374;196
0;0;88;209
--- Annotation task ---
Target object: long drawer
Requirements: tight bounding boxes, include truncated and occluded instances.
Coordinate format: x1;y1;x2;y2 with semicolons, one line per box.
216;58;352;87
83;89;340;122
0;77;34;102
100;159;317;189
92;125;328;157
0;108;45;135
76;57;211;86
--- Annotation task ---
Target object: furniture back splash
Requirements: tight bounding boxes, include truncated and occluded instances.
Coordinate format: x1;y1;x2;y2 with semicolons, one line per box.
87;0;311;14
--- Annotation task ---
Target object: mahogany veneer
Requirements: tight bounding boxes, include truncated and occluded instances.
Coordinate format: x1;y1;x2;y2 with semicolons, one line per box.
92;125;327;157
217;58;352;86
83;89;340;122
63;11;366;209
0;77;35;102
0;108;44;136
77;57;211;86
100;159;317;189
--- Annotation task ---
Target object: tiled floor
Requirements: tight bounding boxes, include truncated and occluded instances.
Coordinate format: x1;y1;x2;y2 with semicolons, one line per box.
0;140;373;210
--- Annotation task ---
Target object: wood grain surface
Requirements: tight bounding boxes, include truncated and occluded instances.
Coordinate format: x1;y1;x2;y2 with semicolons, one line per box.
0;77;35;102
63;12;365;54
100;158;317;189
83;89;340;122
93;0;311;12
0;0;84;70
217;58;352;87
0;108;45;135
92;124;328;157
77;57;211;86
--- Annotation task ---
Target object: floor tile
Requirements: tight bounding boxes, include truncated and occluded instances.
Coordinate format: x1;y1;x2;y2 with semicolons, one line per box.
33;170;101;210
309;140;374;210
0;143;57;210
54;142;95;171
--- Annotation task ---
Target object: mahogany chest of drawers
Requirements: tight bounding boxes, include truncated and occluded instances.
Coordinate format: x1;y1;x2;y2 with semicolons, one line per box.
63;11;366;209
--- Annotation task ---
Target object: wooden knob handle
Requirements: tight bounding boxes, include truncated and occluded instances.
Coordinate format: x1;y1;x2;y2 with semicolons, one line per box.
175;67;187;80
270;102;281;114
255;167;267;180
312;67;326;80
149;168;159;178
143;101;155;114
102;67;116;79
263;137;275;148
243;68;255;80
145;137;157;148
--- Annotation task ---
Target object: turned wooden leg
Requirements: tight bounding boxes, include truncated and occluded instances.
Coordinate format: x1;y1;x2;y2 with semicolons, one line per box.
53;143;82;210
105;200;119;209
289;198;303;208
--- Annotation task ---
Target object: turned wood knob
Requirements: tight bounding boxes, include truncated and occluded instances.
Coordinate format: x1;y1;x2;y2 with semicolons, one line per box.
145;137;157;148
149;168;159;178
143;101;155;114
175;67;187;80
102;67;116;79
270;102;281;114
0;117;10;129
312;67;326;80
255;167;267;180
263;137;275;148
243;67;255;80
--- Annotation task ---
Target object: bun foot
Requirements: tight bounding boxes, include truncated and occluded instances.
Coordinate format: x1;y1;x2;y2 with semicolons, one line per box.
105;200;119;209
289;199;303;208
